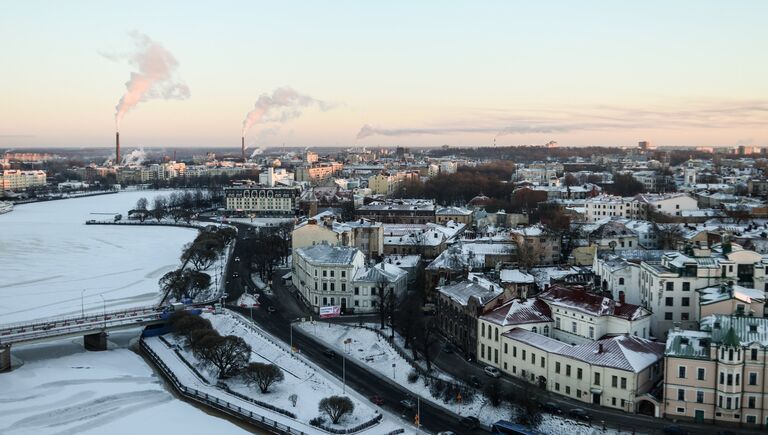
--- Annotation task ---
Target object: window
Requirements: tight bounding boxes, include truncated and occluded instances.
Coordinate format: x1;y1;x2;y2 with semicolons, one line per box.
494;349;499;364
577;368;583;380
697;368;705;380
504;343;508;354
354;300;359;307
720;372;724;384
330;283;335;291
495;328;499;341
665;297;674;306
576;390;581;398
681;313;690;321
678;389;685;401
543;326;549;336
566;365;571;376
481;344;485;359
481;323;485;338
513;346;517;357
589;326;594;339
726;397;732;410
736;373;740;386
696;391;704;403
594;373;600;385
612;376;618;388
682;282;690;291
322;270;327;277
531;352;536;364
565;386;571;395
555;362;561;374
746;415;756;424
749;372;757;385
541;357;545;368
571;321;577;333
678;366;686;379
682;297;690;307
531;326;538;334
556;318;560;329
341;271;345;278
751;349;758;361
354;287;359;295
330;270;334;278
727;374;733;386
620;377;627;389
665;312;673;320
666;282;674;291
619;278;625;285
555;383;560;391
322;282;327;291
522;350;526;360
748;396;756;409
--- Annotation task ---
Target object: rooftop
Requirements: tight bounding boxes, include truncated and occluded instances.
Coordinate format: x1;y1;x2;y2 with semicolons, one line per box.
437;275;502;307
538;286;649;321
294;244;361;265
481;298;552;326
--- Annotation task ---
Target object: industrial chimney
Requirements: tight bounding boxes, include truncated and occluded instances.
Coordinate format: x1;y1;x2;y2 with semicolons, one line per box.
241;136;245;162
115;131;120;166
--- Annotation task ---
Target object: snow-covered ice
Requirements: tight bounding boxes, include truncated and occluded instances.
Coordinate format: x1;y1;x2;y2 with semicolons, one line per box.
0;191;197;324
0;330;251;435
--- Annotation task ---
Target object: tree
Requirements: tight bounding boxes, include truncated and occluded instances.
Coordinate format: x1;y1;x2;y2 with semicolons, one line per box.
152;196;167;222
159;269;211;301
318;396;354;424
414;316;439;372
656;224;684;250
511;383;542;427
171;314;213;341
725;204;751;224
194;335;251;379
181;243;218;270
484;379;504;407
374;274;393;330
241;362;285;393
394;291;421;351
605;173;644;196
513;239;543;271
189;328;220;352
136;197;148;211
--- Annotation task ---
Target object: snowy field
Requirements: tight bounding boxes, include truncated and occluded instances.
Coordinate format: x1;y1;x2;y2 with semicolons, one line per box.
0;330;253;435
0;191;197;324
163;312;413;434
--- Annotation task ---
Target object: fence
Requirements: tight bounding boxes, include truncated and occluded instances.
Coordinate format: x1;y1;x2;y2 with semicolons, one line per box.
85;220;207;230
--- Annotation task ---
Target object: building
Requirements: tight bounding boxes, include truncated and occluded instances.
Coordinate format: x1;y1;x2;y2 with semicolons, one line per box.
510;225;561;265
0;170;46;192
664;315;768;427
224;186;300;216
291;214;384;260
367;171;419;196
585;194;699;222
498;328;664;415
589;220;640;251
259;167;294;187
356;199;436;224
477;298;553;368
291;243;407;314
296;162;343;184
435;206;473;225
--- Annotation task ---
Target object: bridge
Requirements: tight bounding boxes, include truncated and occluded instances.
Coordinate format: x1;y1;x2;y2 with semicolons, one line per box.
0;306;170;371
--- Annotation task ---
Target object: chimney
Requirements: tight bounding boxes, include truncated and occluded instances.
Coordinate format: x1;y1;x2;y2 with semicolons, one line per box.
115;131;120;166
598;343;603;354
241;136;245;162
618;292;625;304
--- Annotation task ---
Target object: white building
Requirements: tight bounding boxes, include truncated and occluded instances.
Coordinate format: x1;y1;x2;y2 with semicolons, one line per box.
0;169;46;192
224;186;300;216
292;243;407;314
259;167;294;187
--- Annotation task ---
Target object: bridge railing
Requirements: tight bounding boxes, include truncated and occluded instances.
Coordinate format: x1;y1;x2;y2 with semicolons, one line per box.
0;305;160;333
140;338;309;435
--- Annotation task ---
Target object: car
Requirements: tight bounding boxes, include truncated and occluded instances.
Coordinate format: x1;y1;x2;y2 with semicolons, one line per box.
442;343;454;353
468;375;482;388
541;401;562;414
369;395;384;405
267;306;277;313
568;408;592;422
322;348;337;358
437;432;456;435
234;256;240;262
484;366;501;378
460;416;480;429
399;399;416;410
663;425;689;435
232;272;239;278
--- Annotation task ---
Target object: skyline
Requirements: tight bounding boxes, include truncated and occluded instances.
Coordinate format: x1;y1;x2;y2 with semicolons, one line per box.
1;1;767;149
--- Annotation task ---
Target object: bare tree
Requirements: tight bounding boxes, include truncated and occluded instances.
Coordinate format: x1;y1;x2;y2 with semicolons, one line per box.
241;362;285;393
415;316;439;372
374;274;393;330
170;313;213;341
318;396;354;424
194;335;251;379
152;196;167;222
656;224;684;250
484;379;504;407
725;204;751;224
513;238;543;271
136;197;148;211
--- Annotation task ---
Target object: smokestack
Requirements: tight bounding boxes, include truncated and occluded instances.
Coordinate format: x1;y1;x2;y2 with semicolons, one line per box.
115;131;120;166
241;136;245;162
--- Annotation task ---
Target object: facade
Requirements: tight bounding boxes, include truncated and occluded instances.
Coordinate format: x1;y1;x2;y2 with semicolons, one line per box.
296;162;343;184
291;215;384;260
590;220;640;251
435;206;473;225
510;225;561;265
0;170;46;192
478;298;553;369
367;171;419;196
356;199;436;224
224;186;300;216
292;243;407;314
259;167;294;187
664;315;768;427
498;328;665;415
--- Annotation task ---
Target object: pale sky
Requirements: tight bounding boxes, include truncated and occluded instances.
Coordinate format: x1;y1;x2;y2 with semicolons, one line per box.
1;1;766;149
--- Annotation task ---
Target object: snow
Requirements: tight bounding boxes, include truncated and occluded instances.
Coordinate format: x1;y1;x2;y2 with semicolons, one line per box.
0;330;250;435
161;312;412;434
297;322;511;426
0;191;197;324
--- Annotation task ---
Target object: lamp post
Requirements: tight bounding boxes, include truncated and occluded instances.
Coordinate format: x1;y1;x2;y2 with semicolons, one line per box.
98;294;106;328
342;353;346;394
81;289;87;318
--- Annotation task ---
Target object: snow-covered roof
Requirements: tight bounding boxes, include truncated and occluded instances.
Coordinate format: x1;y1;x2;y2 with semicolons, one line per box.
354;261;408;283
437;275;502;306
538;286;650;321
294;244;361;265
698;283;765;306
503;328;568;353
499;269;535;284
436;206;473;216
382;254;421;268
481;298;552;326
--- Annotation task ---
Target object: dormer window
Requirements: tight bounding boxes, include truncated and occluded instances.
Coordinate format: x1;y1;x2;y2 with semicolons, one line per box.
749;324;757;333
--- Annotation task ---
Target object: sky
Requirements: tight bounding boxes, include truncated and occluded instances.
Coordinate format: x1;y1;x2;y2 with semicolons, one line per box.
0;0;766;149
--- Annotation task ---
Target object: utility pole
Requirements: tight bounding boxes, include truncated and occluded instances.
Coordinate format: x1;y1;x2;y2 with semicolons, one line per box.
342;353;346;393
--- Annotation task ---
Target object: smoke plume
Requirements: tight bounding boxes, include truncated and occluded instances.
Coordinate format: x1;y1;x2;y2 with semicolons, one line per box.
250;148;264;158
121;147;148;166
242;87;330;136
111;32;190;129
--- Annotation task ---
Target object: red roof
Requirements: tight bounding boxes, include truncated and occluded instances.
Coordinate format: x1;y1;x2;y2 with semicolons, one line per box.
481;298;552;326
538;285;649;321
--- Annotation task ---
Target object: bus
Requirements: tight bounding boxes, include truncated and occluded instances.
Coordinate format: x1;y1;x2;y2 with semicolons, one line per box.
490;420;540;435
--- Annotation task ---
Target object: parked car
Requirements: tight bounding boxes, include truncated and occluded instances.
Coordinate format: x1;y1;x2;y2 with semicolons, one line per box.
541;401;562;414
568;408;592;422
437;432;455;435
400;399;416;410
322;348;336;358
484;366;501;378
232;272;239;278
369;395;384;405
469;375;482;388
460;416;480;429
663;425;689;435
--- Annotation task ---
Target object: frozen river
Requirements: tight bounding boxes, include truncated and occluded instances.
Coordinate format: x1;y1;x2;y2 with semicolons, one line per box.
0;190;197;324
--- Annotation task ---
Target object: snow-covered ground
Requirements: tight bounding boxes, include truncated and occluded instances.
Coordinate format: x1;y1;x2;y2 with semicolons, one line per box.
297;322;511;426
158;311;414;434
0;330;251;435
0;191;197;324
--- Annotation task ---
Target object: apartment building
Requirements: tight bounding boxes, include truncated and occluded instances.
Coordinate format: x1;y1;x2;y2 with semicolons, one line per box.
356;199;436;224
0;169;46;192
291;214;384;260
296;162;343;184
510;225;561;265
664;315;768;427
367;171;419;196
224;185;300;216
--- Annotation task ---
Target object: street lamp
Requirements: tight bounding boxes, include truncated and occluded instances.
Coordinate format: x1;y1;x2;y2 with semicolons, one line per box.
342;353;346;394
